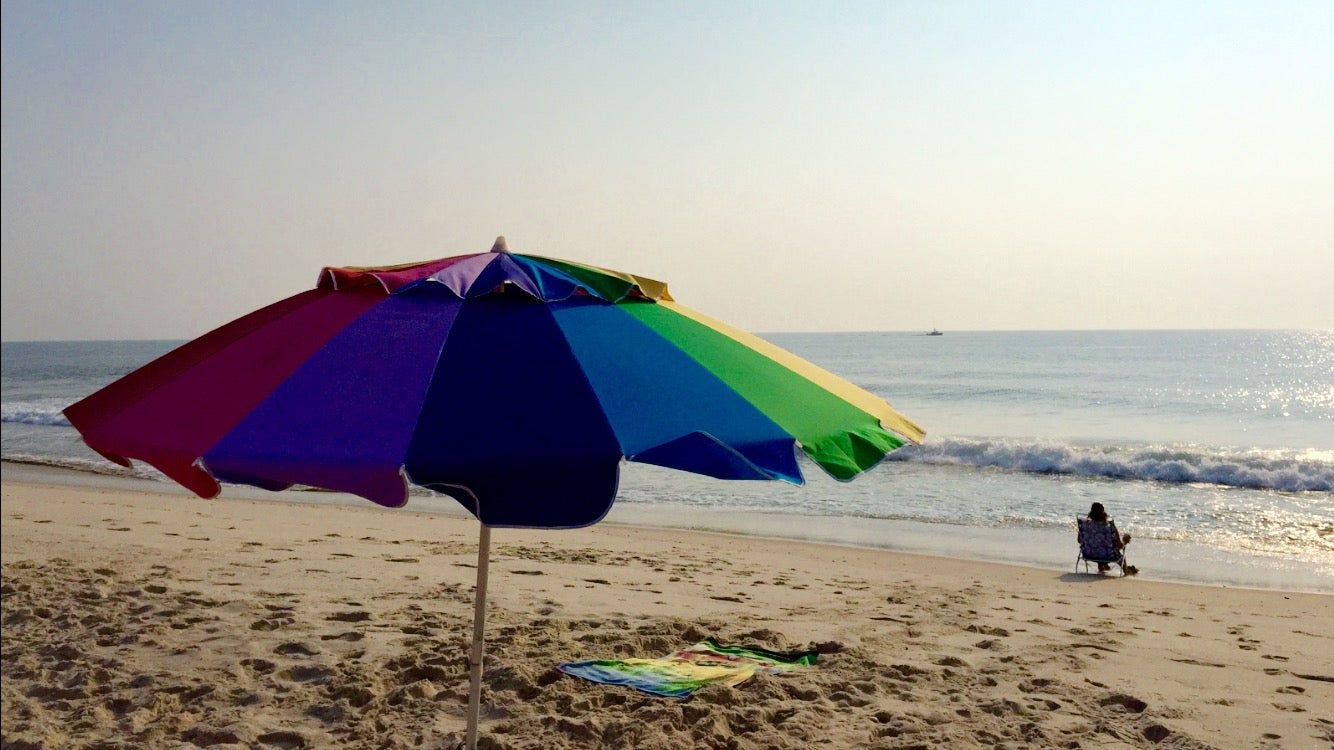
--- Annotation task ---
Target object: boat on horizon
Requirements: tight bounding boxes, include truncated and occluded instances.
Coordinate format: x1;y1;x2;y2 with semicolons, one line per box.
927;328;943;336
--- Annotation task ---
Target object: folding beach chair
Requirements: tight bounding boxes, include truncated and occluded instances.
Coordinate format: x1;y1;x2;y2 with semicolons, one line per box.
1076;518;1129;575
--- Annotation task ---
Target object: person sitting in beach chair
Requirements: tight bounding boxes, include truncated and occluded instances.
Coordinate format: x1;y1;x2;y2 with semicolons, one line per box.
1076;502;1137;576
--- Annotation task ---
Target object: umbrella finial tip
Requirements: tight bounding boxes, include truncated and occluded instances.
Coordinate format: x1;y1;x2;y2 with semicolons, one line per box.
491;236;510;254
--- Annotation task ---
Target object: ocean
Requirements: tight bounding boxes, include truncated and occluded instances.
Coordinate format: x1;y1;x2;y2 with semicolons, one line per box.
3;330;1331;593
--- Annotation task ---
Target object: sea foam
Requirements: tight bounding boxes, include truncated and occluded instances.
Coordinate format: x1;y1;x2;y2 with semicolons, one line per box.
1;400;73;427
890;437;1334;493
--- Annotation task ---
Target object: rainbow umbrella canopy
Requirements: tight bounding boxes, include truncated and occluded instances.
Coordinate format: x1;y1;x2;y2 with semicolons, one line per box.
64;237;924;747
65;237;924;522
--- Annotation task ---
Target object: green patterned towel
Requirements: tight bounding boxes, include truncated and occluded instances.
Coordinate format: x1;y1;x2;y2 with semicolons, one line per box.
558;638;817;697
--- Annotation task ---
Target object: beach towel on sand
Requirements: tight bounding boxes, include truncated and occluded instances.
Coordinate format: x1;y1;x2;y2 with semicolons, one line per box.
557;639;818;697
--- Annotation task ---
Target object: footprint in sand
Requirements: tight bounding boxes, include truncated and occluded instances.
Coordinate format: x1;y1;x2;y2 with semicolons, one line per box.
1290;672;1334;683
320;631;364;642
1171;658;1225;668
257;729;309;748
1142;725;1172;742
1100;693;1148;713
241;658;277;674
274;642;320;656
279;665;334;684
1018;677;1057;693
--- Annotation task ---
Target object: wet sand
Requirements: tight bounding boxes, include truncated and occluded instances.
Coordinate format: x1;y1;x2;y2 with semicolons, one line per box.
2;479;1331;749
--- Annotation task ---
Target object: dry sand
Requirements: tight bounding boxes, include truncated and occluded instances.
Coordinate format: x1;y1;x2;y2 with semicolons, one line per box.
2;479;1331;750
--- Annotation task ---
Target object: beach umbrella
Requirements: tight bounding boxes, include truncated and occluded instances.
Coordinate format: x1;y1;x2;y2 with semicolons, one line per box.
63;237;924;749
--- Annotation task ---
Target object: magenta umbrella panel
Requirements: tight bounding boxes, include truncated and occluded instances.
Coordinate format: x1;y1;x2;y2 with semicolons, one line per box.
64;242;924;529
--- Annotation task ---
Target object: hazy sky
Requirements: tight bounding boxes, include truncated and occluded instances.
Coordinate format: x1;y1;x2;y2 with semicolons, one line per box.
3;1;1331;341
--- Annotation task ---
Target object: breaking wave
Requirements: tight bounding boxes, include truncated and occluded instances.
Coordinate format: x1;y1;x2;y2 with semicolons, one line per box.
2;400;72;427
889;437;1333;493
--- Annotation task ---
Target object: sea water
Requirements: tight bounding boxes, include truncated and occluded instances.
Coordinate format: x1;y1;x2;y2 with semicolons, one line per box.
3;331;1331;592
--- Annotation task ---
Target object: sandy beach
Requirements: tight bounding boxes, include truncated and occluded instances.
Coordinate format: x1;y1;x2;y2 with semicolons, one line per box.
2;478;1331;750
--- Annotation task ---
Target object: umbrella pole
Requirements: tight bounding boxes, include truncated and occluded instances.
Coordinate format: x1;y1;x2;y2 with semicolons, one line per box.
465;522;491;750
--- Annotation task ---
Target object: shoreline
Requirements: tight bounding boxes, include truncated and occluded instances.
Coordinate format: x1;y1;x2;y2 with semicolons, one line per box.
5;460;1332;595
3;476;1332;749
